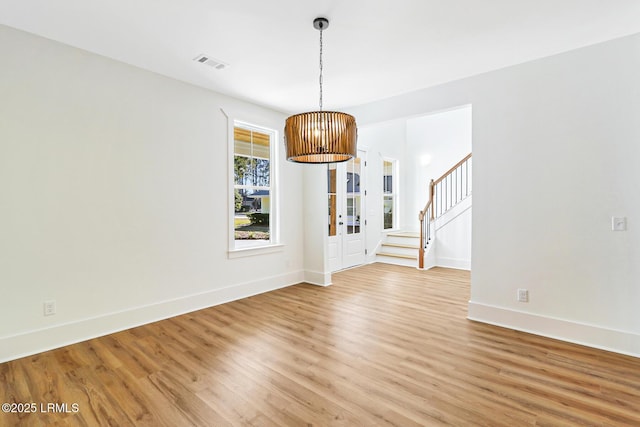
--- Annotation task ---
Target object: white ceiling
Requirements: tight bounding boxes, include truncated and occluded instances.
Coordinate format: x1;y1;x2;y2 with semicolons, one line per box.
2;1;640;114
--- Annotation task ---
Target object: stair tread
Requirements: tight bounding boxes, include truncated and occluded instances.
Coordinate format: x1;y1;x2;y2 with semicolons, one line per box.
382;243;419;249
387;232;420;238
377;252;416;260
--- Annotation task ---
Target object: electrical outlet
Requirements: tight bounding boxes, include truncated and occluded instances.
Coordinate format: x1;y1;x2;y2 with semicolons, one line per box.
44;300;56;316
517;289;529;303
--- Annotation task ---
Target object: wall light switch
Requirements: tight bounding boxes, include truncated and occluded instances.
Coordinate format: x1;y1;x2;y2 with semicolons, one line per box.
612;217;627;231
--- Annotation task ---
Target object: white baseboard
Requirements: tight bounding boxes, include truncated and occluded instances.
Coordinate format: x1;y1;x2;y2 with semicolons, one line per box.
468;301;640;358
436;257;470;270
0;270;305;363
304;270;332;287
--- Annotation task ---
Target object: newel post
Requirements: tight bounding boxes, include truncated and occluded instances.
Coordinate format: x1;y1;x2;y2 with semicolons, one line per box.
418;211;425;270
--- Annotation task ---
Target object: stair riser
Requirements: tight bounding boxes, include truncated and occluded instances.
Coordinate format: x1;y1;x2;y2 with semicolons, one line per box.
376;255;417;267
386;236;420;246
381;246;419;257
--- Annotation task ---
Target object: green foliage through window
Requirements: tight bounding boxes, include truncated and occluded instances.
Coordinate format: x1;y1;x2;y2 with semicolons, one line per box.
233;124;273;243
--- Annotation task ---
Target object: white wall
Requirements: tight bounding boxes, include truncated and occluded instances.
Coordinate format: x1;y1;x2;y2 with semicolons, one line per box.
348;33;640;357
302;165;331;285
0;25;305;362
433;197;472;270
357;119;406;260
405;106;472;230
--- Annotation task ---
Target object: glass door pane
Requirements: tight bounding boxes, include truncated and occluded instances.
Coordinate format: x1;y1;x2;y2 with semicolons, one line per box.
383;160;395;230
327;164;337;236
346;158;361;235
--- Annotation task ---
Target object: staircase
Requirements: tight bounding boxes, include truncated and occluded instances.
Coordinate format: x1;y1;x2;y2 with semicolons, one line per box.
376;232;420;267
376;153;472;269
419;153;472;269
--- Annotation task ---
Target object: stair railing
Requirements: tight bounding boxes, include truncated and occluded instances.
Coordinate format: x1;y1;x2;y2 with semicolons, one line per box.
418;181;434;269
419;153;472;269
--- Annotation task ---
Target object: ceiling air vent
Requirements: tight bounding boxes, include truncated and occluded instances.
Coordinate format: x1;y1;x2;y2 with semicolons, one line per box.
193;54;229;70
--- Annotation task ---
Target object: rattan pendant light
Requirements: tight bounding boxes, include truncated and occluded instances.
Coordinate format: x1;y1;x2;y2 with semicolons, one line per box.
284;17;357;163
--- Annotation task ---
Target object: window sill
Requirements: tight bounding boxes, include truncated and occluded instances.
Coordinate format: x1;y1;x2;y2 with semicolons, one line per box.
228;243;284;259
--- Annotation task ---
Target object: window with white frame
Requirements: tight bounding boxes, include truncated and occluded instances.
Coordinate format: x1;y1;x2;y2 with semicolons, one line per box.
383;159;397;230
232;122;276;249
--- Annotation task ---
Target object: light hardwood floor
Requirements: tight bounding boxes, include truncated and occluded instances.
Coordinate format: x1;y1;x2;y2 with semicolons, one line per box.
1;264;639;426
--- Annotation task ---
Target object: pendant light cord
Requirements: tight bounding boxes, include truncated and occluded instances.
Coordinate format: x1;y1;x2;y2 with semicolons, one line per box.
319;26;323;111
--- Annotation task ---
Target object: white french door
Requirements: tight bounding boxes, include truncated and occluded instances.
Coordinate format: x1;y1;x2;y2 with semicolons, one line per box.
327;150;366;272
